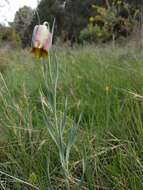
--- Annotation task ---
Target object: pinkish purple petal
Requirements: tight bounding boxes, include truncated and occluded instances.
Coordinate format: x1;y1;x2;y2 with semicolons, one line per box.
43;33;53;52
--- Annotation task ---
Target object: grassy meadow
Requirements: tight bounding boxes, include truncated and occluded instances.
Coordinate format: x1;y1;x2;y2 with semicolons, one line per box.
1;45;143;189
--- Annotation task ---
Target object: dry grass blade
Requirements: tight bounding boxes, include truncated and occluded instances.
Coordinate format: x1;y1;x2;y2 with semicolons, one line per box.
73;144;124;168
0;170;40;190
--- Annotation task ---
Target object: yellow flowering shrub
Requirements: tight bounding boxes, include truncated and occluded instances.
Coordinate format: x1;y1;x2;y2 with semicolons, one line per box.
80;0;140;43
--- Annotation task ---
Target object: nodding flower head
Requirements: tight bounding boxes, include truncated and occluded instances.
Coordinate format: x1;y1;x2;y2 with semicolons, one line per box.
31;22;53;59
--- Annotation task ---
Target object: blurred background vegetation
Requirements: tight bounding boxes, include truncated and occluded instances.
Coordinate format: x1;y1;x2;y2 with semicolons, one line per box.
0;0;143;48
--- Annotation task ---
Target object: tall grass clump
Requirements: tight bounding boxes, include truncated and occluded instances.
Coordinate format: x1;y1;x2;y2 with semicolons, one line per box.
0;47;82;189
1;45;143;189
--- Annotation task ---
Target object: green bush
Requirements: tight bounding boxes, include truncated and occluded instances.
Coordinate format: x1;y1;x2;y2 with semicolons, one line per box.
0;26;21;48
79;24;109;43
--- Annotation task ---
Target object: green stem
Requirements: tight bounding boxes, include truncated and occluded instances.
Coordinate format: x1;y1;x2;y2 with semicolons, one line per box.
48;53;53;85
54;56;59;132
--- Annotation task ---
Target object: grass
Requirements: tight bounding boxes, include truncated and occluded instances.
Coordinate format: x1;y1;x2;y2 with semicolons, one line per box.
1;45;143;189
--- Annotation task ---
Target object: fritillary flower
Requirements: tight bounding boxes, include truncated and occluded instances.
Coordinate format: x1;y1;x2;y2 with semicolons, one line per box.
31;22;53;59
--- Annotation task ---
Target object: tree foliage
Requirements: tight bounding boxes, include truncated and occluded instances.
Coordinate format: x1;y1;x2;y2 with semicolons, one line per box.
13;6;33;47
30;0;96;43
0;0;142;47
30;0;64;38
30;0;142;44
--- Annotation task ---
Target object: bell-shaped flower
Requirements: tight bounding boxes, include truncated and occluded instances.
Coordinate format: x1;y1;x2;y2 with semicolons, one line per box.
31;22;53;58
